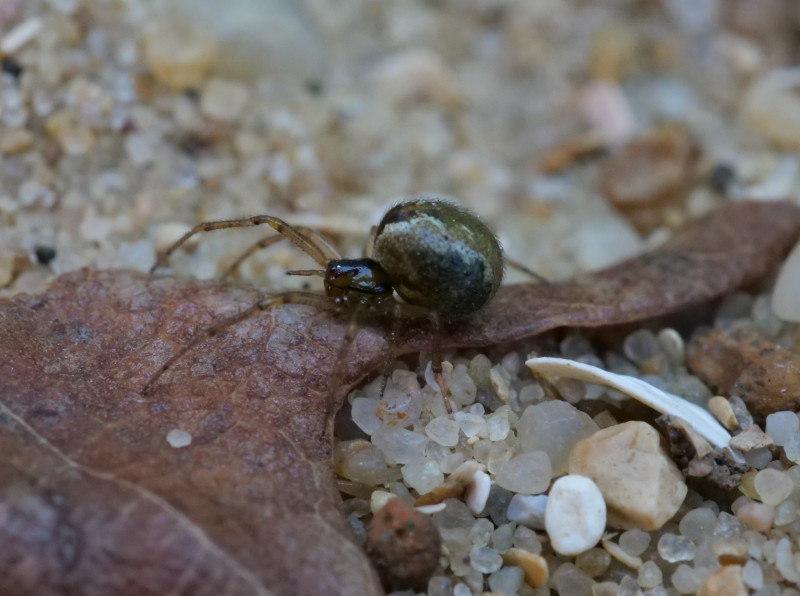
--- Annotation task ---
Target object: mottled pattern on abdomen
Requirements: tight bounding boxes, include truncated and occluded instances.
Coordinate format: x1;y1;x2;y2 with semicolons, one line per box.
373;198;503;320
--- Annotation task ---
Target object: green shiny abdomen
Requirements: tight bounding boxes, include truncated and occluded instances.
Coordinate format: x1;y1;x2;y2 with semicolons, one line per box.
373;198;504;320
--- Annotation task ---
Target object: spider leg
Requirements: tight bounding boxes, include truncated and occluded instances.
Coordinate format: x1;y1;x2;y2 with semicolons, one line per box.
328;301;367;411
150;215;330;273
220;227;343;281
141;290;329;395
504;255;550;285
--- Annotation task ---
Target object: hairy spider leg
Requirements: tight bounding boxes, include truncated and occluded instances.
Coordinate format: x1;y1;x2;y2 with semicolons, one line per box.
327;301;369;416
219;226;342;281
150;215;329;274
141;291;330;395
504;255;550;285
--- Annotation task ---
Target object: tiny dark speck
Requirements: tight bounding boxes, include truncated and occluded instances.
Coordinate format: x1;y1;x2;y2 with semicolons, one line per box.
35;245;57;265
1;57;23;78
56;522;82;571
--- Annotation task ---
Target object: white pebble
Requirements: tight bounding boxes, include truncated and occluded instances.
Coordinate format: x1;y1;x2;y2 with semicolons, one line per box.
506;493;548;529
166;429;192;448
465;470;491;514
545;475;607;556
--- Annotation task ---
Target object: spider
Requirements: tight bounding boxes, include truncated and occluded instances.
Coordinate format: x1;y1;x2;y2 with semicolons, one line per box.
142;196;546;397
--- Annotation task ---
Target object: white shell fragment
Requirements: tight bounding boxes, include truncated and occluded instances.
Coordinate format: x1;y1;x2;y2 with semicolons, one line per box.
526;357;731;448
545;474;606;556
415;503;447;515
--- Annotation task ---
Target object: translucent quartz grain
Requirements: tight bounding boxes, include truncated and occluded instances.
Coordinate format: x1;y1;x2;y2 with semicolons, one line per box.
575;548;611;577
470;518;494;547
464;566;483;592
450;363;478;406
350;397;379;435
506;493;548;529
401;457;442;494
560;334;595;359
335;440;399;485
555;377;586;404
753;468;794;506
618;575;641;596
454;411;487;438
501;352;522;376
489;566;525;596
592;582;619;596
671;564;701;594
428;575;453;596
495;451;552;494
742;560;764;590
518;382;545;406
512;526;541;553
551;563;594;596
453;583;471;596
470;545;503;574
623;329;661;364
638;561;663;588
425;416;460;446
679;507;718;541
657;533;696;562
377;370;423;426
765;411;800;446
744;447;773;469
517;400;598;476
492;522;516;553
774;499;798;526
371;424;428;464
468;354;492;389
784;434;800;464
487;410;511;441
776;537;800;582
619;528;651;556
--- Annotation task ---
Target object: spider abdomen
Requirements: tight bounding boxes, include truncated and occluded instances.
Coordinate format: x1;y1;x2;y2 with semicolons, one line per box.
373;197;504;320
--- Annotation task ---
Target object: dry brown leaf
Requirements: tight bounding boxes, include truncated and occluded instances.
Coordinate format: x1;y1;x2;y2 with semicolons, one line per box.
0;200;798;595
